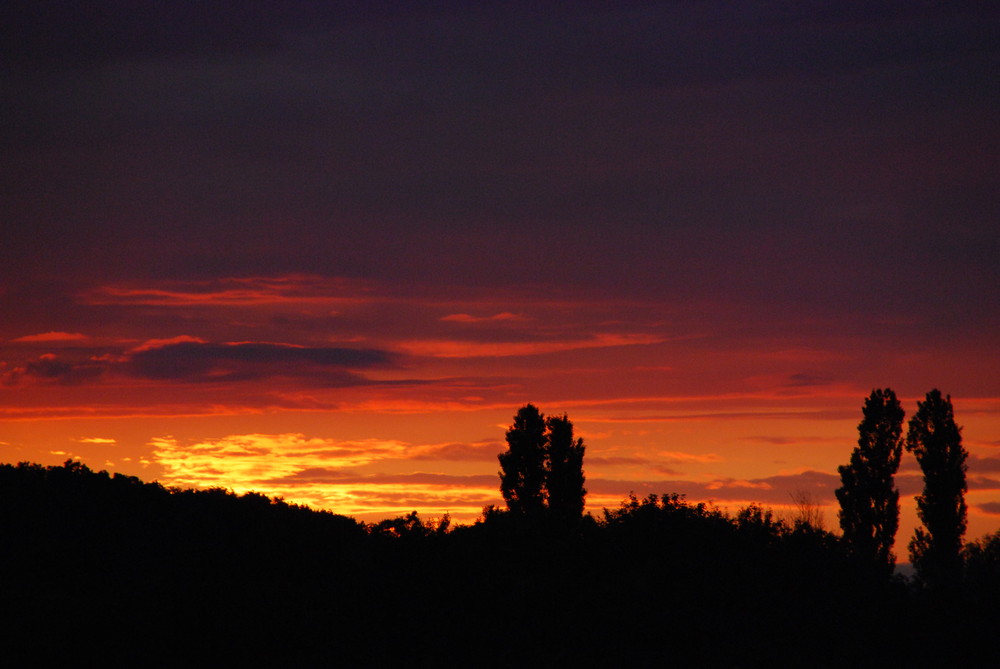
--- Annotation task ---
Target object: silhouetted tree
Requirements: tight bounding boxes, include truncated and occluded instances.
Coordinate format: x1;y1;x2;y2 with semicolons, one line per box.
545;414;586;523
498;404;548;517
735;503;785;541
497;405;587;524
788;489;826;531
368;510;451;541
906;389;968;589
835;388;904;578
964;530;1000;602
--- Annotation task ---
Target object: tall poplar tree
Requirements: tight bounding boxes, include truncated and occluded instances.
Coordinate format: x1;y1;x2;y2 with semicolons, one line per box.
835;388;905;578
498;404;548;517
906;389;968;589
545;414;586;523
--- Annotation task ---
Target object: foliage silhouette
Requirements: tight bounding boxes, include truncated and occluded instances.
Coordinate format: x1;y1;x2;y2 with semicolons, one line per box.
906;389;968;590
497;404;586;525
964;530;1000;609
370;509;451;539
544;413;586;524
788;489;826;530
498;403;548;518
836;388;905;579
1;402;999;666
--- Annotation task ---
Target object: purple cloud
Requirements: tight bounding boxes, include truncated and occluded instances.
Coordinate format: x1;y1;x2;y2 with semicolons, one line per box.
127;341;394;384
3;354;105;385
977;502;1000;516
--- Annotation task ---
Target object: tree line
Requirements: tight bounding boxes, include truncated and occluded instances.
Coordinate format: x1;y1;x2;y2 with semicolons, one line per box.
3;453;996;664
494;390;986;592
0;393;997;664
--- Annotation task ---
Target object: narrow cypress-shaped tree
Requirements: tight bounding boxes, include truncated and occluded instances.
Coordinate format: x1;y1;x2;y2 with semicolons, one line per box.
835;388;904;578
545;414;586;524
906;389;968;589
498;404;548;517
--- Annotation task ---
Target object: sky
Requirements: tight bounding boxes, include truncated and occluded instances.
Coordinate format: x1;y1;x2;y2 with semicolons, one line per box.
3;2;1000;549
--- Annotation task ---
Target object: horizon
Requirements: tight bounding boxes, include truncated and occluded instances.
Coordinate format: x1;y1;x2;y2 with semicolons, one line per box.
3;2;999;550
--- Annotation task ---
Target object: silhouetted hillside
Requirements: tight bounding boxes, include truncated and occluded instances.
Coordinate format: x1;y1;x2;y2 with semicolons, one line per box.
1;461;997;666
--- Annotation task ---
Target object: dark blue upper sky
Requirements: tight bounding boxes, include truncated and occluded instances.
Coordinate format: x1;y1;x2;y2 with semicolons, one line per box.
3;1;999;339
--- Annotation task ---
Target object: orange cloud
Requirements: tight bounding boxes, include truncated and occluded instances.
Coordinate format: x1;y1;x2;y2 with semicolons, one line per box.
659;450;724;464
705;479;774;491
150;433;502;522
407;440;503;461
577;409;857;423
152;433;411;488
269;482;499;523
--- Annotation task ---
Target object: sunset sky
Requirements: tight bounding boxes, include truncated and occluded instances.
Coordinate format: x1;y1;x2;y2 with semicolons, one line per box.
3;2;999;549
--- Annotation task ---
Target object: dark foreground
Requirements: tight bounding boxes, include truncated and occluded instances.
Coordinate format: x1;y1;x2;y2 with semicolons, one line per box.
1;461;997;666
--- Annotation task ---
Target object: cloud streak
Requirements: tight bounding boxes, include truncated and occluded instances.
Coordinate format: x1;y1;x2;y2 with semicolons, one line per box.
81;275;375;307
2;353;106;386
440;312;527;323
11;332;89;343
977;502;1000;516
2;337;398;387
126;340;393;384
151;432;505;520
398;333;665;358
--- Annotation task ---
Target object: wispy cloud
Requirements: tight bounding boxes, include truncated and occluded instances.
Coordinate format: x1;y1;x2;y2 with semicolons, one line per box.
969;453;1000;473
740;435;837;446
977;502;1000;516
2;353;106;385
11;331;89;343
407;440;504;461
151;432;503;521
151;434;508;489
398;333;665;358
968;476;1000;492
152;433;412;489
586;455;655;467
582;409;858;423
272;470;499;488
1;338;399;389
659;451;723;464
126;339;394;384
81;275;374;307
440;312;528;323
128;335;206;353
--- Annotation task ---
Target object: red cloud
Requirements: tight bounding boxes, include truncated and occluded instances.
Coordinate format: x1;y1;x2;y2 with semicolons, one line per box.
82;275;374;307
399;333;665;358
11;331;89;342
440;312;528;323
